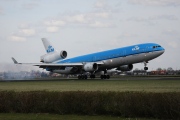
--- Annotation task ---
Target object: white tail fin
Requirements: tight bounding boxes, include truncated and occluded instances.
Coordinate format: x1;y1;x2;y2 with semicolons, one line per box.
42;38;55;53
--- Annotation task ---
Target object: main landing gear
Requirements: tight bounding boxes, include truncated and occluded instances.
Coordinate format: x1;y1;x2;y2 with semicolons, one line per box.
100;75;110;79
90;74;96;79
78;74;96;79
100;69;110;79
144;61;148;71
77;70;111;79
78;75;88;79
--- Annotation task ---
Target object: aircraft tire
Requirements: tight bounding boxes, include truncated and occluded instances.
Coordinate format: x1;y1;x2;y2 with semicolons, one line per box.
78;75;88;79
100;75;104;79
84;75;87;79
78;75;81;79
90;74;95;79
93;75;96;79
144;67;148;71
107;75;110;79
101;75;110;79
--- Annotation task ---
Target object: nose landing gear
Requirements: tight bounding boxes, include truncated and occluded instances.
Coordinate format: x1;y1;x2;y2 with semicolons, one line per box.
144;61;148;71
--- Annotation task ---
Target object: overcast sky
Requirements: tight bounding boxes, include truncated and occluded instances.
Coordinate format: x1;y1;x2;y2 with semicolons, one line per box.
0;0;180;72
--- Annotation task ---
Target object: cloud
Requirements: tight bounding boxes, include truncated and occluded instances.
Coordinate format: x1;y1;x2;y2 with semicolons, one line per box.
90;12;110;18
44;20;66;33
41;1;116;33
94;0;107;8
65;12;110;23
117;33;139;40
44;20;66;26
8;24;36;41
149;15;178;20
0;7;3;14
162;29;178;35
44;11;112;31
120;33;138;37
20;28;36;36
93;0;112;11
17;24;36;37
46;26;59;33
127;15;178;24
128;0;180;6
168;41;178;48
22;3;39;9
89;21;113;28
18;23;29;29
9;35;26;42
65;14;87;23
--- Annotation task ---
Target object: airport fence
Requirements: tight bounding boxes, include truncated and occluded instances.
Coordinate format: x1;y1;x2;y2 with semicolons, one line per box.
0;91;179;119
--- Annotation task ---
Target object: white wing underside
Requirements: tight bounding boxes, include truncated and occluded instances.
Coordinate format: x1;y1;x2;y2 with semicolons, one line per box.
12;57;104;68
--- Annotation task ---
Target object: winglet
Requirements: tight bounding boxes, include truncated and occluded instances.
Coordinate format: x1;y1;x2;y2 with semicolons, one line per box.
11;57;18;64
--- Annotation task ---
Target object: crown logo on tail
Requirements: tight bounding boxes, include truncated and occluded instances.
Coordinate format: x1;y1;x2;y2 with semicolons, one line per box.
47;45;54;53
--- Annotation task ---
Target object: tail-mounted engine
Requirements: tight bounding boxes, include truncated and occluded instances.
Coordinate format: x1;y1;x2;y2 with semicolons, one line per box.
40;50;67;63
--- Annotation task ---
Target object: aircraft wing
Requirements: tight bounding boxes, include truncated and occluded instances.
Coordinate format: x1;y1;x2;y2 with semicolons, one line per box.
11;57;104;68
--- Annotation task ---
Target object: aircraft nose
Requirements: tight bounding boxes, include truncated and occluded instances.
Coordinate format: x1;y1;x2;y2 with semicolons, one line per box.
161;50;165;54
160;47;165;54
162;46;165;50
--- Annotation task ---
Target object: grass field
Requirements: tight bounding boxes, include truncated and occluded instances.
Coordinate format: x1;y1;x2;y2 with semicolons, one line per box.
0;77;180;92
0;77;180;119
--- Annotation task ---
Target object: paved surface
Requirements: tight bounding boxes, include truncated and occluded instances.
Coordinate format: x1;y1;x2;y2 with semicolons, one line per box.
1;76;180;82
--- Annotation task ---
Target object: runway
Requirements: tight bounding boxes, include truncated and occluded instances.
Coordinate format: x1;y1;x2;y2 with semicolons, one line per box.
1;76;180;82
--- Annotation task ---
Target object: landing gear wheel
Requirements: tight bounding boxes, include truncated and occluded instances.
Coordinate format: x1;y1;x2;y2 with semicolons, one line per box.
144;67;148;71
90;74;95;79
78;75;88;79
78;75;81;79
107;75;110;79
144;61;148;71
84;75;87;79
101;75;104;79
90;75;93;79
101;75;110;79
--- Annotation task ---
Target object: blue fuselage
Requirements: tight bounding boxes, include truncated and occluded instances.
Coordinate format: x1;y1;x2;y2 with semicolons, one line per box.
57;43;164;65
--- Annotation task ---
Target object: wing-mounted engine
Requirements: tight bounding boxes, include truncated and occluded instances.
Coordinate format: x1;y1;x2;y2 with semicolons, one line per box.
116;64;133;71
40;50;67;63
83;63;98;72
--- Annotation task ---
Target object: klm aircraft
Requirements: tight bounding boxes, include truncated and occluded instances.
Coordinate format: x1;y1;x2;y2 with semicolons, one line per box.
12;38;165;79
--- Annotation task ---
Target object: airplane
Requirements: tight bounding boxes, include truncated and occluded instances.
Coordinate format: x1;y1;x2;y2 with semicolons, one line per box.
12;38;165;79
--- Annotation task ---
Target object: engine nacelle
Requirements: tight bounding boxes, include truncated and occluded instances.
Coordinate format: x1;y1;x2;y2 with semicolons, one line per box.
117;64;133;71
83;63;98;72
40;50;67;63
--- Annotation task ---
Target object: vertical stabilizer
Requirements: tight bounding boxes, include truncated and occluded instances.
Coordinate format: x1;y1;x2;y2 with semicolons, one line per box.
42;38;55;53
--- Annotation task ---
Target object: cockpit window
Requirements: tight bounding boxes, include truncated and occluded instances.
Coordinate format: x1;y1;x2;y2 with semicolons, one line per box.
153;46;161;49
